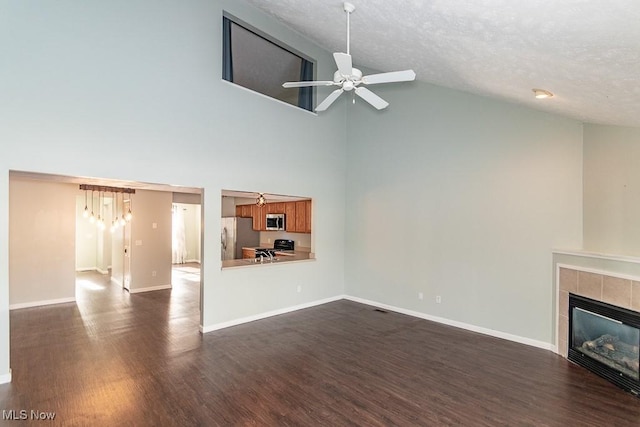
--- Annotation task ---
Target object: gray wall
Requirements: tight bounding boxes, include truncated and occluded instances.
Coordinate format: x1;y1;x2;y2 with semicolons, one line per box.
583;124;640;256
0;0;347;381
344;81;584;344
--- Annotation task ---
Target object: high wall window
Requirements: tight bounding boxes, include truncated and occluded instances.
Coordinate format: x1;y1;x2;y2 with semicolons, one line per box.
222;15;314;111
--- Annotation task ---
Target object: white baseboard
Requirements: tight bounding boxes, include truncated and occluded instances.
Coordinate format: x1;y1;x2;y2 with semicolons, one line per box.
76;267;109;274
0;370;11;384
10;297;76;311
200;295;346;334
199;294;554;352
128;284;172;294
343;296;555;351
186;259;201;264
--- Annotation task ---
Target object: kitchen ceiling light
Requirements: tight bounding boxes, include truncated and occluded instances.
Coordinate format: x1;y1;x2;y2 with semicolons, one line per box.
533;88;554;99
256;193;267;207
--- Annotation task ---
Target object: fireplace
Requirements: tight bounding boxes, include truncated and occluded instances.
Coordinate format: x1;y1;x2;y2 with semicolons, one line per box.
569;293;640;396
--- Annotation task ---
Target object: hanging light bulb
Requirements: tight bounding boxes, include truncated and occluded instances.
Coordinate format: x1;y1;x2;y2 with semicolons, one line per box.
125;192;133;221
89;190;96;223
124;194;133;222
110;191;117;232
82;189;89;218
96;191;104;229
113;192;120;227
119;192;127;226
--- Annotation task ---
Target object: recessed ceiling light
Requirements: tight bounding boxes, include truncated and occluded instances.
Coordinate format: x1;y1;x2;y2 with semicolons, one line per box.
533;88;554;99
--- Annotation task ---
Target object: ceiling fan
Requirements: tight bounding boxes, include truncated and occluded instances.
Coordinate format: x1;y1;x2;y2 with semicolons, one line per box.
282;2;416;112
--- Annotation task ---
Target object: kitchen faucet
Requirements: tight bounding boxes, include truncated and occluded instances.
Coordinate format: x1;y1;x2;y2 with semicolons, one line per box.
257;249;274;262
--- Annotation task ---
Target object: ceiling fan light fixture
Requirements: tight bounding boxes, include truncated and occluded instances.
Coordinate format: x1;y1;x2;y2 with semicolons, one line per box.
533;88;554;99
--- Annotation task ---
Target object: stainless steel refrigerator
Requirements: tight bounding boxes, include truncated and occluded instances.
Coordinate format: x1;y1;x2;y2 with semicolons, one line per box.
221;217;260;260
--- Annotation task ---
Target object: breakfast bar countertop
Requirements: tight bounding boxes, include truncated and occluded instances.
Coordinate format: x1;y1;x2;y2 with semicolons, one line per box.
221;249;314;269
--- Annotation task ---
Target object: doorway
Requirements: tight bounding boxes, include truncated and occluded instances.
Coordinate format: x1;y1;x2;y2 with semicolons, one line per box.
8;170;204;321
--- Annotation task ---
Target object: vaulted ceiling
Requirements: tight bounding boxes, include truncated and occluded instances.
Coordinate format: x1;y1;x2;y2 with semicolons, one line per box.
245;0;640;127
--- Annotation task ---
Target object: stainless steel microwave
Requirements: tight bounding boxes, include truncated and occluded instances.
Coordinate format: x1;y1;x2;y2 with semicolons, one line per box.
266;214;285;231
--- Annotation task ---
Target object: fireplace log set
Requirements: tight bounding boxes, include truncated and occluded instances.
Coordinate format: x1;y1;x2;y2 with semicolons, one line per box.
580;334;640;375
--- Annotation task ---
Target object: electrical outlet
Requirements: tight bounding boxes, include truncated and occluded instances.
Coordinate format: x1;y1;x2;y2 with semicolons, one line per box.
152;270;157;277
267;238;271;243
297;285;302;293
418;292;424;300
436;296;442;304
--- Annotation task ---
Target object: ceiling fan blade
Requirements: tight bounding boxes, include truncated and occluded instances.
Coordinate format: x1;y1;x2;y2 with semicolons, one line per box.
355;87;389;110
333;52;353;77
316;89;344;112
362;70;416;85
283;80;336;88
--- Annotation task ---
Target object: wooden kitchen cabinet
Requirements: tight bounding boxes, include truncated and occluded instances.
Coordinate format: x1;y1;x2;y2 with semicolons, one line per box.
304;199;311;233
295;201;306;232
267;202;285;214
235;204;253;218
252;204;266;231
239;200;310;233
285;202;297;232
282;200;312;233
242;248;255;259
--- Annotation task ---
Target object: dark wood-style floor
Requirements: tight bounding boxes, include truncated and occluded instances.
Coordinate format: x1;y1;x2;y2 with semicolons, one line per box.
1;269;640;426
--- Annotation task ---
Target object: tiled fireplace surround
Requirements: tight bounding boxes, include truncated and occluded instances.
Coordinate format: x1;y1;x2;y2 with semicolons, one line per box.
557;264;640;358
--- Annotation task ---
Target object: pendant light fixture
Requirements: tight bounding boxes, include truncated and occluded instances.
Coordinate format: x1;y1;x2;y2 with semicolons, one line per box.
125;192;133;222
256;193;267;207
89;190;96;223
78;184;136;227
110;192;116;233
82;189;89;218
97;191;106;230
119;192;126;226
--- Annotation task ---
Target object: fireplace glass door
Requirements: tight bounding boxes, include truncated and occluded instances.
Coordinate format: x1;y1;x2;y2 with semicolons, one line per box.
572;307;639;380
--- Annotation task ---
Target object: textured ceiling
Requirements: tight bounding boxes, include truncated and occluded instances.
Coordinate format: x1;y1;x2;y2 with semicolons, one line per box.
244;0;640;127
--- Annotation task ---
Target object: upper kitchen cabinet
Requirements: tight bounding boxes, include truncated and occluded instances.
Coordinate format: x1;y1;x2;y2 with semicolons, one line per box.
288;200;311;233
267;202;285;214
233;199;311;233
295;201;306;232
252;204;266;231
304;200;311;233
235;204;253;218
285;202;296;232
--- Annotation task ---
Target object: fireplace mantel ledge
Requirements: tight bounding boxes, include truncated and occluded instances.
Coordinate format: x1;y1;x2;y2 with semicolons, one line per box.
553;248;640;265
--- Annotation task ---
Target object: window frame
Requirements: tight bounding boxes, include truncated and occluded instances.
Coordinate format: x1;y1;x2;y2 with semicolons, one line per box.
222;13;316;112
